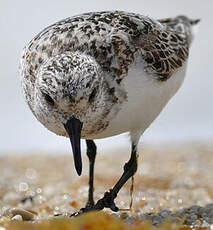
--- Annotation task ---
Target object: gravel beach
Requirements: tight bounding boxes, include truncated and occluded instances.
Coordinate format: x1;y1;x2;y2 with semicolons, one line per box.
0;142;213;229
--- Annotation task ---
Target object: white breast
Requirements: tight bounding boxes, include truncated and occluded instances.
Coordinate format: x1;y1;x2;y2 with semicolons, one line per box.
91;62;187;139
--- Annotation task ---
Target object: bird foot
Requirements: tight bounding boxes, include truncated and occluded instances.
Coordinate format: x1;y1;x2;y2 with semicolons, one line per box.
70;190;119;217
85;200;95;209
70;207;90;217
94;190;119;212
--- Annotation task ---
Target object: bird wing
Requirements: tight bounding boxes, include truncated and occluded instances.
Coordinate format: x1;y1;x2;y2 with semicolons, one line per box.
102;12;190;82
71;11;190;82
136;19;189;81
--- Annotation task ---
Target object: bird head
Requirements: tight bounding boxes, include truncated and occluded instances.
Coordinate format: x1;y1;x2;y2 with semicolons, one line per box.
34;51;118;175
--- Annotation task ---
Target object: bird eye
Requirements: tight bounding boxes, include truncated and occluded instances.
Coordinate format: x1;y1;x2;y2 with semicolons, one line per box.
88;88;97;103
43;93;55;106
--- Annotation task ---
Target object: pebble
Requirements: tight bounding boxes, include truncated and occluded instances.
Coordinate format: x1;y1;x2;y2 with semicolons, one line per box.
0;147;213;228
2;204;213;227
159;209;172;218
119;212;129;220
11;215;23;221
113;203;213;228
3;207;35;221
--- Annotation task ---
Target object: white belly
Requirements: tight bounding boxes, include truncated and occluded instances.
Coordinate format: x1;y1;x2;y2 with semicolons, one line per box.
92;62;187;139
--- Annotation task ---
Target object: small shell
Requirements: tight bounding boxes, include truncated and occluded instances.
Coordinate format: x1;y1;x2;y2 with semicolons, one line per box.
3;207;35;221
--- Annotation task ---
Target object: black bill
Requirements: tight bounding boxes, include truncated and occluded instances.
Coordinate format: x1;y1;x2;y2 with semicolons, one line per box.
63;116;83;176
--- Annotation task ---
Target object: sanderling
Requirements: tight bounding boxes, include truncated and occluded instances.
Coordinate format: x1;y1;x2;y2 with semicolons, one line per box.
20;11;200;215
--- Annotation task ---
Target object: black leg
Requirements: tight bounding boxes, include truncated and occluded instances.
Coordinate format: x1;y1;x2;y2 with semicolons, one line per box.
85;140;97;208
70;142;138;217
92;143;138;212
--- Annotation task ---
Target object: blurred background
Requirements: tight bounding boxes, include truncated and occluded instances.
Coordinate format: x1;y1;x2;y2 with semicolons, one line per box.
0;0;212;153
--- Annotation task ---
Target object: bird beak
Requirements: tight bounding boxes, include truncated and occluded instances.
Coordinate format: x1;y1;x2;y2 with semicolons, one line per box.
190;18;201;25
63;116;83;176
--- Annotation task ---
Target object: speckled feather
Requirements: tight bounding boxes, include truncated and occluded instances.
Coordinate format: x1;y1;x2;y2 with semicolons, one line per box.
20;11;195;139
21;11;190;84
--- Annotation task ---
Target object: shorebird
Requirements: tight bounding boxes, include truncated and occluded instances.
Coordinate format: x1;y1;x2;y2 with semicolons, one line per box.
20;11;199;215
